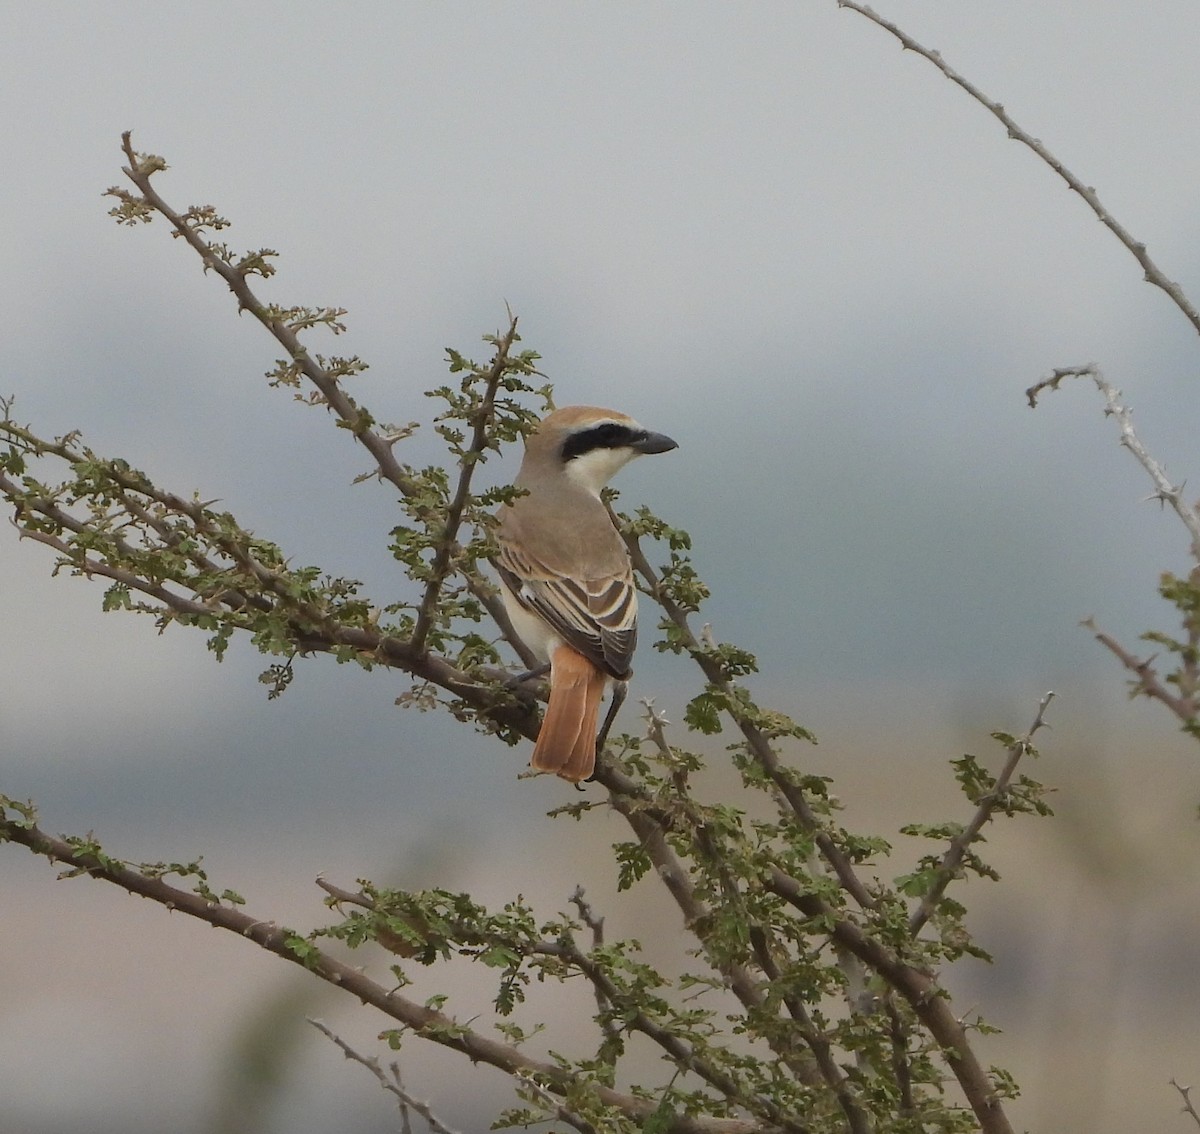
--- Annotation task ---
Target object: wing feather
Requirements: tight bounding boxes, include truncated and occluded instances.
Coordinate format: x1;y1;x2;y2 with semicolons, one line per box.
495;536;637;679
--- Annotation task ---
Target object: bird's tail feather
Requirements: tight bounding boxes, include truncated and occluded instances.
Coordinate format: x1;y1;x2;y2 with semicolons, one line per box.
531;645;606;782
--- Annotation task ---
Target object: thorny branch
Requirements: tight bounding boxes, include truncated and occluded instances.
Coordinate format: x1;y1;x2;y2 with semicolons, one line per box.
621;525;877;912
638;703;828;1090
1172;1078;1200;1132
116;132;412;494
747;928;870;1134
1027;365;1200;556
0;465;539;737
0;112;1064;1131
1027;365;1200;724
311;876;787;1127
1084;617;1198;723
763;865;1015;1134
569;886;623;1054
837;2;1200;339
579;536;1023;1131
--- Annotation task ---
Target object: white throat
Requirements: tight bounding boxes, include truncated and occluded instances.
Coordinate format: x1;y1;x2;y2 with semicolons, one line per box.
563;446;640;497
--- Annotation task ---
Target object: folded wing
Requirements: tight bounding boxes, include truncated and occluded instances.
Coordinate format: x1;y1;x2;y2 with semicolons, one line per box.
494;536;637;680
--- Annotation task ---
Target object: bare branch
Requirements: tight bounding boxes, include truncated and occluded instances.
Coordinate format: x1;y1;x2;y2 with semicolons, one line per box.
1172;1078;1200;1131
838;2;1200;339
307;1019;462;1134
1028;364;1200;556
908;691;1055;936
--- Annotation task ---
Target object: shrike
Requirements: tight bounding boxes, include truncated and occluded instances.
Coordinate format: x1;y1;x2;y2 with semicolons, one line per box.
494;406;678;782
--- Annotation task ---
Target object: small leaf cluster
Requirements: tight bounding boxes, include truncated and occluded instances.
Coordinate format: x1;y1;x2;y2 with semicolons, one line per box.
135;855;247;907
953;740;1052;819
1143;569;1200;735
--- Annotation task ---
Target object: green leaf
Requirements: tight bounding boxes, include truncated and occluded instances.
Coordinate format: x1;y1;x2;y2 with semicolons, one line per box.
641;1097;676;1133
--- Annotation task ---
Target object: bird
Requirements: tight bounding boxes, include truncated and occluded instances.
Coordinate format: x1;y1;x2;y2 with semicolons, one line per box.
494;405;678;782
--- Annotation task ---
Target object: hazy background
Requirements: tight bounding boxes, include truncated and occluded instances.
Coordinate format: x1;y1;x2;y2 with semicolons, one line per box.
3;3;1200;1131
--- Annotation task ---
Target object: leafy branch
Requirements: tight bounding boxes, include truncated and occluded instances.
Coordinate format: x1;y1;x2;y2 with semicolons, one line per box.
905;692;1056;936
0;797;761;1134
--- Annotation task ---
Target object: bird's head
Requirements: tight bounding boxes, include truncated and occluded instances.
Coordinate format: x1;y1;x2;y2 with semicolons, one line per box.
526;405;678;496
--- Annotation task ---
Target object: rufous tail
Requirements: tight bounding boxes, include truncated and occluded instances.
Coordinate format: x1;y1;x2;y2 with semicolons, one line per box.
531;645;607;782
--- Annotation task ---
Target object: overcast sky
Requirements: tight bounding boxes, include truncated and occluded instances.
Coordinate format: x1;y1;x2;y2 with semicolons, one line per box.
4;5;1200;1133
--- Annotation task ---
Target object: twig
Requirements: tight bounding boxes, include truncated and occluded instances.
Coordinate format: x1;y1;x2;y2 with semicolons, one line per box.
908;691;1055;936
569;885;605;947
886;998;914;1118
1171;1078;1200;1131
307;1019;462;1134
1031;365;1200;557
411;313;522;656
1084;617;1198;723
837;2;1200;339
514;1074;601;1134
569;886;623;1056
747;928;870;1134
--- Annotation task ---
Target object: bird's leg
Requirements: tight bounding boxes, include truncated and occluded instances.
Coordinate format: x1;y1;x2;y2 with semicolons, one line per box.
588;680;629;781
504;661;551;689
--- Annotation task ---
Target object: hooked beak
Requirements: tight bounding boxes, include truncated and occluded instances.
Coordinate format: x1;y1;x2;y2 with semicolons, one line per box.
632;430;678;455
